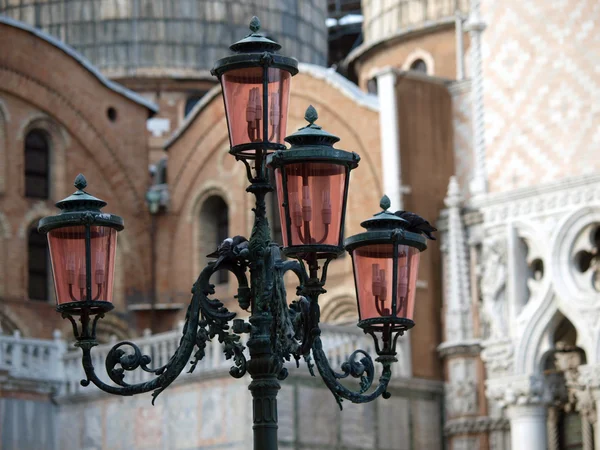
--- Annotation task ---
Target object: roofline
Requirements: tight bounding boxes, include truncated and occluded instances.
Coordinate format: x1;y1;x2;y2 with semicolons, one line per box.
0;16;158;116
163;83;223;151
341;17;456;76
163;63;379;151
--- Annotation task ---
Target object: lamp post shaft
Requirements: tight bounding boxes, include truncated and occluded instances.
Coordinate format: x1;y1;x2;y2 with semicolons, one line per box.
248;313;280;450
247;179;280;450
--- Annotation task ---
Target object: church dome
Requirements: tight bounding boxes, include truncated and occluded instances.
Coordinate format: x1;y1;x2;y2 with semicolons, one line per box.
0;0;328;78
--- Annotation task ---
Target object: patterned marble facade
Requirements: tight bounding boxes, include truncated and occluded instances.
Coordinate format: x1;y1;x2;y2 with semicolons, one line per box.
434;0;600;449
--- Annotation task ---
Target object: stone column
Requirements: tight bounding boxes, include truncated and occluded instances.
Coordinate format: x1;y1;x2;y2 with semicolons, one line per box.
546;407;560;450
506;405;548;450
582;416;594;450
577;364;600;450
375;68;402;212
465;0;488;195
487;374;553;450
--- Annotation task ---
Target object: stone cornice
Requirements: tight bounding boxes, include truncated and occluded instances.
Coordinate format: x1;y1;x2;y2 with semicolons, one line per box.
438;339;482;358
469;174;600;225
444;416;510;436
448;79;471;96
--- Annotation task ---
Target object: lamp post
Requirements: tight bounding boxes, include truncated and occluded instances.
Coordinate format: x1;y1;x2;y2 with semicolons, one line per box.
38;17;430;450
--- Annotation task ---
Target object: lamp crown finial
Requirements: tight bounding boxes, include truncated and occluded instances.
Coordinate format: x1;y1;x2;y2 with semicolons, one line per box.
74;174;87;191
249;16;261;33
305;105;318;125
380;195;391;211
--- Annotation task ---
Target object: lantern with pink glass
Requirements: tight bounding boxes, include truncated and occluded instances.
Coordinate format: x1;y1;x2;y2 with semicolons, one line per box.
344;195;427;356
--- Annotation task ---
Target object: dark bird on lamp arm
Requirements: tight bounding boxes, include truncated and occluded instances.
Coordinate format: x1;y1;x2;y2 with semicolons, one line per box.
206;235;249;269
394;211;437;240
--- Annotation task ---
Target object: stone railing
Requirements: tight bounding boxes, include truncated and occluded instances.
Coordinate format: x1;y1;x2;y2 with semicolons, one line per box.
61;323;377;397
0;330;65;384
0;323;377;396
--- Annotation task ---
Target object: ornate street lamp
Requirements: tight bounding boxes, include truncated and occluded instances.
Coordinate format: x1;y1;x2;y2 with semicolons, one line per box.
211;16;298;174
38;174;123;340
268;105;360;260
345;195;427;356
38;17;431;450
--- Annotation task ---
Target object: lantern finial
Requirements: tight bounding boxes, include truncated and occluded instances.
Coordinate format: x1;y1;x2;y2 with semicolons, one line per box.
305;105;318;125
74;173;87;191
380;195;391;211
249;16;261;33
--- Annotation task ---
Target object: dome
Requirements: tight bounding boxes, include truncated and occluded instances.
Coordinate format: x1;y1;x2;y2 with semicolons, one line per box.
362;0;468;44
0;0;328;78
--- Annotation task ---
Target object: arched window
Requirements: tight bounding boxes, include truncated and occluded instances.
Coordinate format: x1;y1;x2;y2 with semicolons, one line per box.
184;92;208;117
366;78;378;95
200;196;229;284
24;130;50;199
409;59;428;73
28;226;49;301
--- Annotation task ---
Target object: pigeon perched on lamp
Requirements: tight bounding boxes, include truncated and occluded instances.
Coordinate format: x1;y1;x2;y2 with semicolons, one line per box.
206;235;250;269
394;211;437;240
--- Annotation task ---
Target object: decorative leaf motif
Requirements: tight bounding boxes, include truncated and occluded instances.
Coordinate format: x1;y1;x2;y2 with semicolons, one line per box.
74;173;87;190
380;195;391;211
304;105;318;125
249;16;261;33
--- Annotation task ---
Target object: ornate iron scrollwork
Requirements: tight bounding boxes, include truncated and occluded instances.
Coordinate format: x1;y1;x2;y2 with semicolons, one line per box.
74;258;249;402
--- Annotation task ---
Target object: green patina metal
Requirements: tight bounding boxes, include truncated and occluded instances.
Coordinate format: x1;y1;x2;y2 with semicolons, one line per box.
37;17;430;450
38;173;124;233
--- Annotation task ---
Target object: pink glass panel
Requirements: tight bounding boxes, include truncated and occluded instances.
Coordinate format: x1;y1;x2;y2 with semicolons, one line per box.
352;244;420;321
222;67;291;148
275;162;347;248
48;226;117;305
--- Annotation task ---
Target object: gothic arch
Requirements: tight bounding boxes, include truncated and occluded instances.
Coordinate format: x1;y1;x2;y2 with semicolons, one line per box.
512;219;551;323
549;206;600;363
514;290;559;375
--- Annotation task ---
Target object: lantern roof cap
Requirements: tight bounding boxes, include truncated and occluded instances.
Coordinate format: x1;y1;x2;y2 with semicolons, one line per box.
38;174;124;234
55;174;107;211
229;16;282;53
345;196;427;252
359;195;409;230
284;105;341;147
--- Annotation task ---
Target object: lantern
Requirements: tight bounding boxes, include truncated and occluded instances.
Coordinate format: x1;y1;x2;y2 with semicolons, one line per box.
267;105;360;259
38;174;123;316
212;16;298;161
344;196;426;355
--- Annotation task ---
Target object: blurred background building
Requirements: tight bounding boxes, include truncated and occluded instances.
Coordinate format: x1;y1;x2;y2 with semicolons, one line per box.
0;0;599;449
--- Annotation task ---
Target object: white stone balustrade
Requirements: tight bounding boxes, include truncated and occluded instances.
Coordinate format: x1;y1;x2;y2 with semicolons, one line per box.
0;330;65;383
0;322;379;397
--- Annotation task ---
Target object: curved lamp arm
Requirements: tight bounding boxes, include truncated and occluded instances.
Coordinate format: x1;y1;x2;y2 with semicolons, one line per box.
75;260;249;403
278;253;398;410
311;335;396;410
